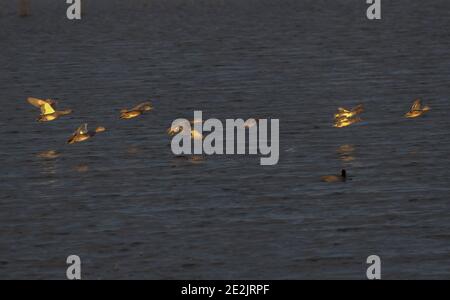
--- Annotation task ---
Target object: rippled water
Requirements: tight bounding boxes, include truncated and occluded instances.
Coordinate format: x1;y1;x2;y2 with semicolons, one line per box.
0;0;449;279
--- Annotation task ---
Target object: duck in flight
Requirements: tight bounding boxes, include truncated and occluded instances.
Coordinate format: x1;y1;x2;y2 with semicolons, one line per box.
27;97;72;122
120;102;153;119
321;169;347;183
405;99;430;118
67;123;106;144
333;104;364;128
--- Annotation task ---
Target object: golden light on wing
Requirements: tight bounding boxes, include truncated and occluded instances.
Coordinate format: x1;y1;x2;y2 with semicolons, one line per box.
411;99;422;111
334;108;351;119
76;123;88;135
338;107;350;113
334;105;364;119
41;103;56;115
28;97;48;108
333;104;364;127
132;102;152;111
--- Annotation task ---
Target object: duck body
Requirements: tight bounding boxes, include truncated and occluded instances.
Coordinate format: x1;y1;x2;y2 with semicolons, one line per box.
67;133;91;144
321;170;347;183
67;124;106;144
120;102;153;119
38;109;72;122
405;110;425;118
28;97;72;122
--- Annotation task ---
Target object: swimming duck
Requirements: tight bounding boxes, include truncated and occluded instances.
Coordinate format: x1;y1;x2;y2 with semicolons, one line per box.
120;102;153;119
28;97;72;122
405;99;430;118
321;169;347;183
333;116;362;128
334;104;364;119
67;123;106;144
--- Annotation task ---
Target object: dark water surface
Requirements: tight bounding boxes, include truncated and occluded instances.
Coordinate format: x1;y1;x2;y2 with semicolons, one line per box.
0;0;449;279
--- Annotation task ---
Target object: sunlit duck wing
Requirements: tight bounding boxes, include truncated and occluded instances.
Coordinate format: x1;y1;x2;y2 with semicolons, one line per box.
334;107;351;118
338;107;351;114
27;97;56;107
76;123;88;135
68;124;88;144
28;97;48;108
132;102;152;111
40;102;56;115
411;99;422;111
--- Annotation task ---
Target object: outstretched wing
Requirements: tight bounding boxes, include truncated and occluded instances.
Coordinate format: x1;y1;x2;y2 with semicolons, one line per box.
28;97;57;115
76;123;88;135
411;99;422;111
132;102;152;111
27;97;48;108
28;97;57;106
338;107;350;114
